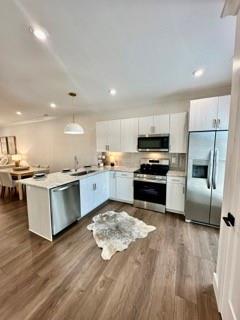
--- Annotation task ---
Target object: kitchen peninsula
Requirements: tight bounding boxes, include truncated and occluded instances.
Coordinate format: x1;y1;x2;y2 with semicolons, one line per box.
20;165;186;241
20;166;137;241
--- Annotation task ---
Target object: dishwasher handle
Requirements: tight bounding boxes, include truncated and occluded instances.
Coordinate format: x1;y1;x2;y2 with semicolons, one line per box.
53;182;79;192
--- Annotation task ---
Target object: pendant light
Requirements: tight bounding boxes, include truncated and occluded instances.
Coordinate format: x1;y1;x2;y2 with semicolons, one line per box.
64;92;84;135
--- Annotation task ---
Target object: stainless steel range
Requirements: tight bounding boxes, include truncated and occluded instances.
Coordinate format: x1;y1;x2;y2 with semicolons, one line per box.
134;159;169;213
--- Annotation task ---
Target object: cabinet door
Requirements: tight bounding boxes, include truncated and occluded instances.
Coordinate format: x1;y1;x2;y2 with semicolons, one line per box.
121;118;138;152
189;97;218;131
80;178;94;217
154;114;170;134
166;181;185;213
170;112;187;153
217;95;230;130
94;172;109;206
138;116;154;135
116;174;133;203
108;120;121;152
96;121;108;152
109;171;117;199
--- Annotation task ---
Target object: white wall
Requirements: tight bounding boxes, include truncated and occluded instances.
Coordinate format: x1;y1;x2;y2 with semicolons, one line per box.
0;115;98;172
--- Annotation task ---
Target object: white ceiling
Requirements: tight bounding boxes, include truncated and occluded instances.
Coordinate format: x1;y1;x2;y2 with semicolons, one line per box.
0;0;236;126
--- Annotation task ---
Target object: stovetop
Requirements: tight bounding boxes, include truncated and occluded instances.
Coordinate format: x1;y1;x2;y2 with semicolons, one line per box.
134;159;170;177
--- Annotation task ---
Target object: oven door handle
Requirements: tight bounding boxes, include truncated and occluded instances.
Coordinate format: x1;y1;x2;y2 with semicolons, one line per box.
134;178;166;184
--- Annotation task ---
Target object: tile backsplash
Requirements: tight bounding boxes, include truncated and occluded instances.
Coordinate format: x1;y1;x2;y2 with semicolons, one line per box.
103;152;186;171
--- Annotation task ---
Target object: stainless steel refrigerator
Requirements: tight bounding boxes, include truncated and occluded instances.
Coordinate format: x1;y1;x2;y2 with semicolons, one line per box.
186;130;228;227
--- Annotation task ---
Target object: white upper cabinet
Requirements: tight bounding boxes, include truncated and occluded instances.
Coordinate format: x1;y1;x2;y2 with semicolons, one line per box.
189;97;218;131
169;112;187;153
138;114;170;135
217;95;230;130
189;95;230;132
96;120;121;152
96;121;109;152
121;118;138;152
154;114;170;134
138;116;154;135
108;120;121;152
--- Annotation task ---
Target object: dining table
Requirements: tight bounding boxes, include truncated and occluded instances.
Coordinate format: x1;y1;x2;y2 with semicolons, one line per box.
0;166;49;200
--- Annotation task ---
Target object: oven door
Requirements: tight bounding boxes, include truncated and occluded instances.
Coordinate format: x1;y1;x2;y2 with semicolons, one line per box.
134;179;166;213
138;135;169;152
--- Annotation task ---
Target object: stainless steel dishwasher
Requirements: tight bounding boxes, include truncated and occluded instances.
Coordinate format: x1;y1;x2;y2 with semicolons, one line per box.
50;181;80;235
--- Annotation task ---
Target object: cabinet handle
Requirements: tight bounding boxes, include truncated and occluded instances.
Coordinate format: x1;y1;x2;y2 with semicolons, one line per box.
182;186;185;194
217;119;220;128
213;119;217;128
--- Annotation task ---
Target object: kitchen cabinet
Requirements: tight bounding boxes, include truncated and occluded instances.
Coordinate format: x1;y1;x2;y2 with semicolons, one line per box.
96;120;121;152
166;176;185;214
109;171;133;203
169;112;187;153
217;95;230;130
116;172;133;203
138;116;154;135
121;118;138;152
109;171;117;199
138;115;170;135
94;172;109;207
189;95;230;131
80;172;109;217
154;114;170;134
108;120;121;152
96;121;109;152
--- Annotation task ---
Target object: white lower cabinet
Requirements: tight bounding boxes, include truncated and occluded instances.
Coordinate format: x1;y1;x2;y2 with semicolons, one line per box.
109;171;133;204
80;172;109;217
166;176;185;214
109;171;117;199
116;172;133;203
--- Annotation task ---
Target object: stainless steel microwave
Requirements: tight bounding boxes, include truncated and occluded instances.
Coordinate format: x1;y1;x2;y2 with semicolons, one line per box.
137;135;169;152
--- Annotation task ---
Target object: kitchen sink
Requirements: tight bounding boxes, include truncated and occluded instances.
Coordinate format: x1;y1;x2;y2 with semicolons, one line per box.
70;170;97;176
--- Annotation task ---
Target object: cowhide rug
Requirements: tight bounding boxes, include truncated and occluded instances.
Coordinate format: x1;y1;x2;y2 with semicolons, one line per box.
87;211;156;260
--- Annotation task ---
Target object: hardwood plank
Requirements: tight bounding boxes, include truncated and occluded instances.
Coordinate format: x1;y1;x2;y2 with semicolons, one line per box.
0;198;220;320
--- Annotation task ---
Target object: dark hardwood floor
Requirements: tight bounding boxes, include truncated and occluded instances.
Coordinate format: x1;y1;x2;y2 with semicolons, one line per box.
0;196;220;320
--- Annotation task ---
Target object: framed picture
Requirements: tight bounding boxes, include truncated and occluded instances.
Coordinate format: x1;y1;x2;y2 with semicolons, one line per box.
0;137;8;155
7;136;17;155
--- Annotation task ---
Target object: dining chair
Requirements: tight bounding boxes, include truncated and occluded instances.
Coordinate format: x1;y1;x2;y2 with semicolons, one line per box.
0;171;17;198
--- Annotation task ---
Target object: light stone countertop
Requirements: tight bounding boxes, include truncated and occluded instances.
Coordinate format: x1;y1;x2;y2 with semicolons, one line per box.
19;165;138;190
167;170;186;177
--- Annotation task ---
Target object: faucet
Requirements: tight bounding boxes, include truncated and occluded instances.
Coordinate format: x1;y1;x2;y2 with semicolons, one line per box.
74;155;79;172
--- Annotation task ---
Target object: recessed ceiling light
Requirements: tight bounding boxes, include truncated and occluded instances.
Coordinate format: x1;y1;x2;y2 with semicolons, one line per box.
31;27;48;41
109;88;117;96
193;69;205;78
50;103;56;108
16;111;22;115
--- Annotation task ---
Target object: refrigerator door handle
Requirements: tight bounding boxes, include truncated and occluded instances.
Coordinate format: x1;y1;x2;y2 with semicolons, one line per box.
207;149;214;189
212;148;219;190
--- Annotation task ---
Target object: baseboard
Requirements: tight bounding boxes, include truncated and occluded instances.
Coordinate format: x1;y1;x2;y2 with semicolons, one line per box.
29;228;53;242
213;272;220;311
166;208;185;215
